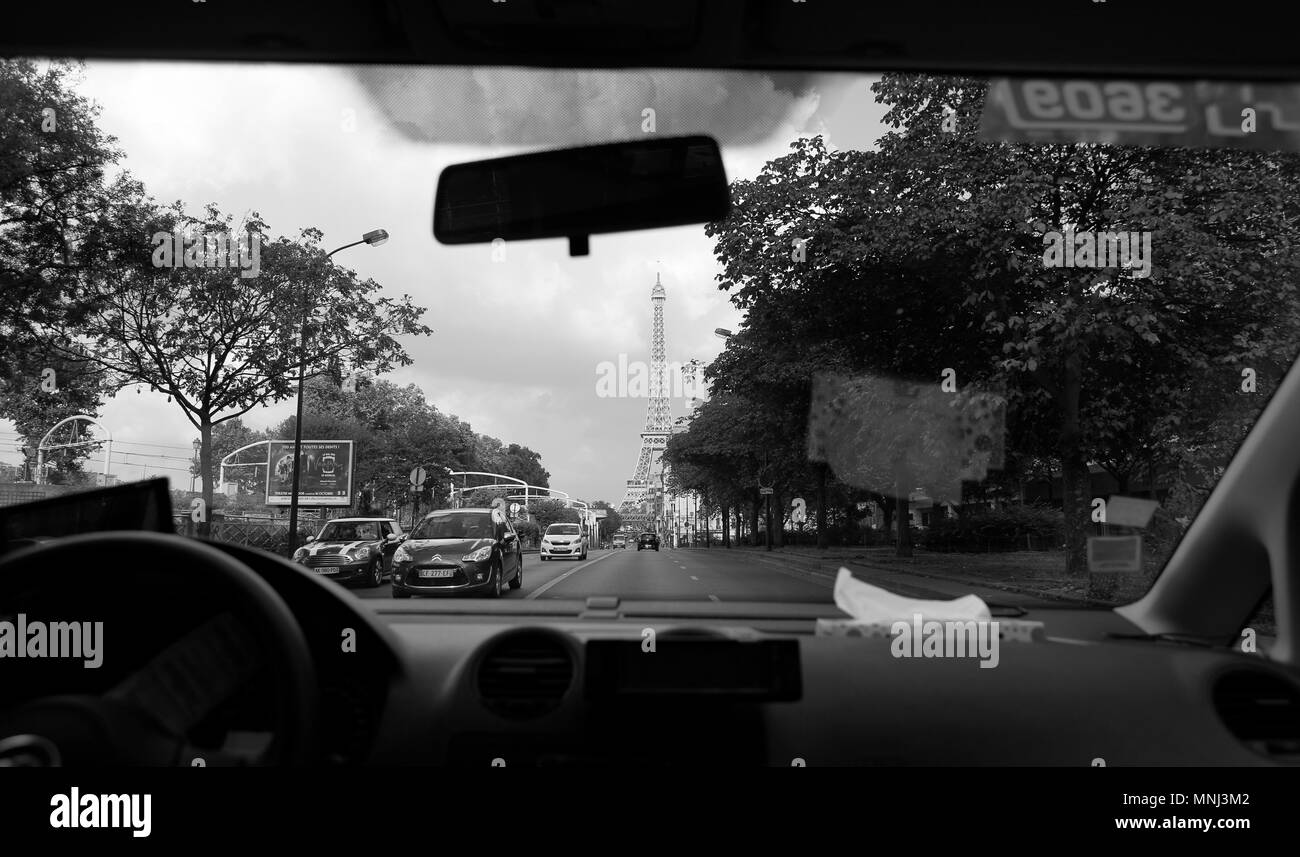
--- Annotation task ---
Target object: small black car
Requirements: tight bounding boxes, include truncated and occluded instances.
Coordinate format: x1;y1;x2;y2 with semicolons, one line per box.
636;532;660;551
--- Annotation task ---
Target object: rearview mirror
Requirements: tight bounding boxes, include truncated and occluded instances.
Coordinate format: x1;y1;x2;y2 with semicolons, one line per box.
433;135;729;256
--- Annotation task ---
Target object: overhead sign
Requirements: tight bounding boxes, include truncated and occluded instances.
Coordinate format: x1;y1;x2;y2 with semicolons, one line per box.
410;466;427;488
759;486;774;496
266;440;354;506
980;78;1300;152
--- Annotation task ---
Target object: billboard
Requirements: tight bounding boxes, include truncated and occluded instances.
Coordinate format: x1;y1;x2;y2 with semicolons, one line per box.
265;440;354;506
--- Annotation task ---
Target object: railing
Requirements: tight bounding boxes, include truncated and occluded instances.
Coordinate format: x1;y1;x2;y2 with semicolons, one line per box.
172;515;315;557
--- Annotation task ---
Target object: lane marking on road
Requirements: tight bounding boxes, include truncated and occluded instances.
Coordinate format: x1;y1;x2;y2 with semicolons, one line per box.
526;550;618;599
690;575;699;581
708;595;720;602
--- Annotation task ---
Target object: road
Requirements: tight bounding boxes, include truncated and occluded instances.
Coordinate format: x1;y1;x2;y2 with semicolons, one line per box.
349;545;1040;605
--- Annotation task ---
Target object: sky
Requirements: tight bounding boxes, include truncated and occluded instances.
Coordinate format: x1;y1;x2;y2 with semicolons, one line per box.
1;62;888;503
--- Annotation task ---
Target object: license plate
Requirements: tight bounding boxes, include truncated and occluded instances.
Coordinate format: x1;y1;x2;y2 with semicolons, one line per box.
314;568;338;575
419;569;455;578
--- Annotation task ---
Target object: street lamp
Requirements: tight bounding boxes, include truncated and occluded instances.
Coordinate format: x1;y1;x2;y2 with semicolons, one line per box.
287;228;389;554
19;446;31;482
191;437;201;492
714;328;733;339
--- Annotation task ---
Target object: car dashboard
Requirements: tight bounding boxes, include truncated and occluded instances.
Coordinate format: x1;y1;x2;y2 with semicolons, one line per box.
227;545;1300;767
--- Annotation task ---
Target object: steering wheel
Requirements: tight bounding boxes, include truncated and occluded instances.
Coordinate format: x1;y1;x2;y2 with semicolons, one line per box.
0;532;318;766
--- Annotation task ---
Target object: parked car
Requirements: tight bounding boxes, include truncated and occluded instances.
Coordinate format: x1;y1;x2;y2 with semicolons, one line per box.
390;508;522;598
292;517;405;587
540;522;587;560
637;532;660;551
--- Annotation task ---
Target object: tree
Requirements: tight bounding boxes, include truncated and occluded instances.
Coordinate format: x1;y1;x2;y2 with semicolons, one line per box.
529;499;580;530
592;500;623;540
272;376;552;520
868;73;1300;589
464;486;512;508
0;60;122;376
696;77;1300;580
0;347;108;481
698;134;1003;553
40;201;432;534
497;442;549;488
0;60;122;458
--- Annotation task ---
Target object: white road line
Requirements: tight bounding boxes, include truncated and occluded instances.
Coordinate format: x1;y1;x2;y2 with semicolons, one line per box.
526;550;618;599
690;575;699;581
708;595;720;602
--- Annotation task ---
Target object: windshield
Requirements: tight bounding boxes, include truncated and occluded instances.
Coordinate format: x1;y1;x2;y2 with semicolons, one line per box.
410;513;493;541
317;521;379;542
0;61;1293;633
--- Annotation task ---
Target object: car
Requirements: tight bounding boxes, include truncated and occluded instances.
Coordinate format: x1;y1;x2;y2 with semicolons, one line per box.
291;517;404;587
540;522;586;560
612;534;627;549
636;532;659;551
389;507;522;598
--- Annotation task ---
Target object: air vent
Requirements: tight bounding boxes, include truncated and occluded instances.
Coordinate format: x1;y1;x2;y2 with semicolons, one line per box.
1213;670;1300;757
477;632;574;720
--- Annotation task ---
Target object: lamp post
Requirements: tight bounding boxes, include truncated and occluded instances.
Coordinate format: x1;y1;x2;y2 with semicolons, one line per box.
190;437;201;492
19;446;31;482
287;228;388;554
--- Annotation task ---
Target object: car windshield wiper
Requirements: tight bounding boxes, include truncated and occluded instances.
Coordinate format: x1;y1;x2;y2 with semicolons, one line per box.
1105;631;1226;647
984;602;1028;617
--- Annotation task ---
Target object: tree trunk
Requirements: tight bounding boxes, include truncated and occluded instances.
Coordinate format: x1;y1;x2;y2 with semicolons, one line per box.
817;463;829;549
750;499;761;547
895;461;913;558
721;501;731;548
198;417;214;538
1059;343;1114;598
774;491;785;548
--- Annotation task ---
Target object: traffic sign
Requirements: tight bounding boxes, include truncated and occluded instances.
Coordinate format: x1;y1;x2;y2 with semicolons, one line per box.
409;466;427;487
759;486;774;495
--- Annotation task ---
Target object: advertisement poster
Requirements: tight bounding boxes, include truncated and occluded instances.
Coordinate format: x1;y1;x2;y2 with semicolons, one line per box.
265;440;354;506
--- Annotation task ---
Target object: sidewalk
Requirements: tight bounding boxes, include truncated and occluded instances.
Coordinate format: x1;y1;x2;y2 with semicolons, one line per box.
674;544;1098;606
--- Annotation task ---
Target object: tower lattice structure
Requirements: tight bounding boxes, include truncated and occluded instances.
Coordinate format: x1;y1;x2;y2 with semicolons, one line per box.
620;274;672;529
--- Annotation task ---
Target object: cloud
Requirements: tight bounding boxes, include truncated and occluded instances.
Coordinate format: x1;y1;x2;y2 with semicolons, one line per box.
351;67;823;147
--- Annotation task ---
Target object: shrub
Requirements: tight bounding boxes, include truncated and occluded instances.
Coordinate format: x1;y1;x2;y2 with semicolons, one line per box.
917;504;1064;552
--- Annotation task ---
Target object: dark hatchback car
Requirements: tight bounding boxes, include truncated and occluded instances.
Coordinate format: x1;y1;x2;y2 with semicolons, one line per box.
291;517;405;587
636;532;660;551
390;508;522;598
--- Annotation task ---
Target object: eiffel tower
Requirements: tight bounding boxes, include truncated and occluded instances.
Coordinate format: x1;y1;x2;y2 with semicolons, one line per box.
620;274;672;529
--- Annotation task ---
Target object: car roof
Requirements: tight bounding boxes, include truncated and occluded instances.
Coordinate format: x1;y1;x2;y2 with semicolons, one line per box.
324;517;396;524
424;507;492;515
